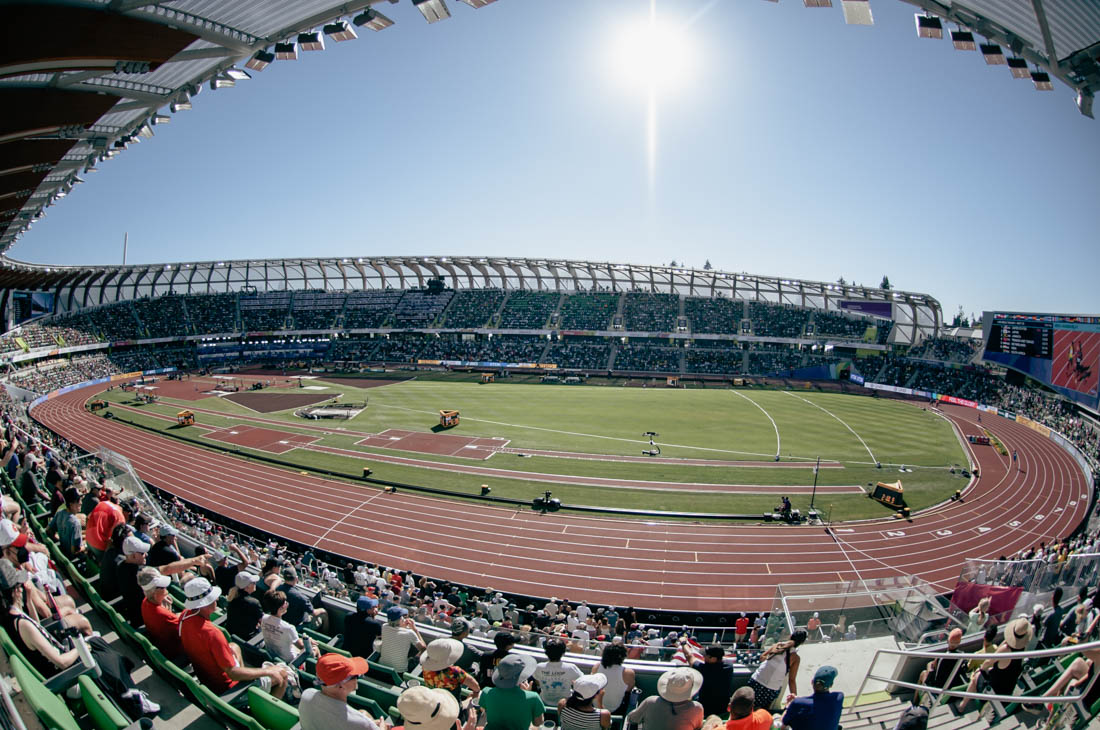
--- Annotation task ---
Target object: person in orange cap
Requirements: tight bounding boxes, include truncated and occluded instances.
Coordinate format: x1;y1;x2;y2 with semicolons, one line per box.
299;653;381;730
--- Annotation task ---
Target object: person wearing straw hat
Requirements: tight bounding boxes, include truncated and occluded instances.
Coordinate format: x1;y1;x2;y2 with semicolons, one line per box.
626;667;704;730
477;653;544;730
178;576;289;699
421;637;480;714
780;665;843;730
299;653;381;730
957;617;1033;712
558;673;611;730
394;685;470;730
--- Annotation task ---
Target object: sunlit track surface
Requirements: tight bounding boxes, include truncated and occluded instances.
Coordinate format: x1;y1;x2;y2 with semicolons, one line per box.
32;385;1090;612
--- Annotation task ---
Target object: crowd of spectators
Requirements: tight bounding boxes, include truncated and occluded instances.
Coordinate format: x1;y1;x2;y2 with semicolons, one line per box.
240;291;292;331
748;302;810;338
622;293;679;332
344;290;403;329
908;337;981;363
292;291;346;330
131;295;190;338
558;293;617;331
812;311;870;340
443;290;506;329
747;350;804;376
416;335;547;364
7;354;121;395
53;304;144;342
545;343;610;370
496;291;559;329
614;344;681;373
685;347;745;375
182;292;237;334
684;296;744;335
392;290;454;328
0;323;98;353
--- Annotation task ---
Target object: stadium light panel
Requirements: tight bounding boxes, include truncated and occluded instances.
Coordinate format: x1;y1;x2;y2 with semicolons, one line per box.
298;31;325;52
274;41;298;61
414;0;451;24
458;0;498;6
137;122;153;138
915;14;943;39
352;8;394;31
1007;56;1030;78
150;114;170;125
951;30;976;51
803;0;832;7
1031;71;1053;91
840;0;873;25
169;93;191;112
323;21;357;42
1077;90;1095;119
980;43;1005;65
224;67;251;81
245;50;275;71
210;75;235;90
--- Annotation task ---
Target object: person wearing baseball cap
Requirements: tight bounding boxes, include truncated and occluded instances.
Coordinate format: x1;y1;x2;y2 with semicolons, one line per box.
379;605;426;673
781;666;843;730
559;673;611;730
344;594;382;659
137;567;183;661
299;653;380;730
627;667;704;729
479;653;543;730
226;571;264;641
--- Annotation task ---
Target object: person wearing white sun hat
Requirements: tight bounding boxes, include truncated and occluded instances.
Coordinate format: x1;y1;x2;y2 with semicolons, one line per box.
420;637;480;718
558;673;611;730
394;685;471;730
626;667;704;730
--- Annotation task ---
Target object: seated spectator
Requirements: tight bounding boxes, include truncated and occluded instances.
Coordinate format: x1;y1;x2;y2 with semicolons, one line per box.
96;523;133;601
479;631;516;688
0;563;160;716
84;488;125;560
117;535;151;624
179;577;288;699
261;589;314;665
450;617;480;672
379;605;426;673
694;644;734;718
725;686;771;730
781;665;843;730
344;594;382;659
916;629;967;701
626;667;704;730
46;487;83;559
137;567;183;661
225;571;264;640
420;637;480;716
395;686;465;730
478;653;544;730
299;653;382;730
958;618;1032;712
558;674;611;730
593;642;636;715
147;524;182;567
281;566;328;631
532;637;582;706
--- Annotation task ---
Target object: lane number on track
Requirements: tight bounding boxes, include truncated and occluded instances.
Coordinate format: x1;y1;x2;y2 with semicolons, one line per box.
1070;501;1078;507
1034;514;1045;521
977;527;992;533
935;529;953;537
882;530;906;538
1008;521;1022;527
1054;507;1063;513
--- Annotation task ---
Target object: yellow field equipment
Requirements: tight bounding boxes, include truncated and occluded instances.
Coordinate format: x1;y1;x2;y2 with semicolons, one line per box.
88;400;107;411
439;410;460;428
177;410;195;426
480;374;495;384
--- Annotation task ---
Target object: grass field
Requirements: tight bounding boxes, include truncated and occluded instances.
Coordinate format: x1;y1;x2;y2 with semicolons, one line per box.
101;374;970;521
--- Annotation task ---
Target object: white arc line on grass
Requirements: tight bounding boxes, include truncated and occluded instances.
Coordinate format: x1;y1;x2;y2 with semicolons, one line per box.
782;391;878;465
730;390;780;459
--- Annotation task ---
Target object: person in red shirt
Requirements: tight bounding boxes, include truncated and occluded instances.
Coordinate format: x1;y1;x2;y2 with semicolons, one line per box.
85;490;125;559
734;613;749;646
178;577;288;699
137;567;183;661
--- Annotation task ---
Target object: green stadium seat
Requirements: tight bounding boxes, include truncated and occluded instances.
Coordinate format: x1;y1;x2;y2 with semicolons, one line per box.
9;653;82;730
247;685;299;730
193;681;266;730
78;674;132;730
356;675;402;713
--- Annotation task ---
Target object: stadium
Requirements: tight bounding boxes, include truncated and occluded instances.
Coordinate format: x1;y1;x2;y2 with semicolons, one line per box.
0;2;1097;730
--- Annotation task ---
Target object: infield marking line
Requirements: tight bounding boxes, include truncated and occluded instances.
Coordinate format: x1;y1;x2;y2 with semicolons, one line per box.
782;391;878;465
730;390;781;460
312;490;383;547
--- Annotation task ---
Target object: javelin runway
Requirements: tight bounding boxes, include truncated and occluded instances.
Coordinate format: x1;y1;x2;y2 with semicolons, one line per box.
32;384;1092;612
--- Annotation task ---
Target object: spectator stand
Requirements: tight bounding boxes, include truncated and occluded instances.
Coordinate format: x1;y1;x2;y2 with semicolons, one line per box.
496;290;559;330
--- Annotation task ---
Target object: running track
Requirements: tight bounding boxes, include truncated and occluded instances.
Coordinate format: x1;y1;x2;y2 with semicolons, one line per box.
33;384;1091;612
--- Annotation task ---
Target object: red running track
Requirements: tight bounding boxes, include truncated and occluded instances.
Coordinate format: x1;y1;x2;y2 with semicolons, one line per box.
32;384;1091;612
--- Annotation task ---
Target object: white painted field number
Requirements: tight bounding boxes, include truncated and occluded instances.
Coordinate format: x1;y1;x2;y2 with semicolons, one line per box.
935;529;953;537
1008;521;1022;527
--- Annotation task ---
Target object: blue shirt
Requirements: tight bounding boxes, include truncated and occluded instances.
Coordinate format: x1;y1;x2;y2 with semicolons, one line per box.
782;691;843;730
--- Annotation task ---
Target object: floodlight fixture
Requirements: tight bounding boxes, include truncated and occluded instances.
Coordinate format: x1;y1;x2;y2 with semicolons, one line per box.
323;20;357;41
1031;71;1053;91
980;43;1005;65
224;67;251;81
915;14;943;39
951;30;976;51
353;8;394;31
840;0;873;25
137;122;154;138
1007;56;1030;78
210;75;235;90
274;41;298;61
458;0;498;6
245;49;275;71
413;0;451;24
1077;89;1095;119
298;31;325;51
170;93;191;112
150;114;170;125
803;0;832;7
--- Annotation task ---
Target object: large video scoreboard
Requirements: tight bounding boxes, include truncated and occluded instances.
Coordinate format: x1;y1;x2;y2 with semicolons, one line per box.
982;312;1100;412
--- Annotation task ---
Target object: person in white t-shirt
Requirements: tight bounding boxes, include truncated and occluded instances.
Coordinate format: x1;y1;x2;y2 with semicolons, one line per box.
575;601;591;623
378;606;425;672
532;638;583;705
261;589;314;664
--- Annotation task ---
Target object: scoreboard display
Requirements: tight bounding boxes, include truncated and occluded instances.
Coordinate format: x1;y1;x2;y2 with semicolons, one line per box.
982;311;1100;413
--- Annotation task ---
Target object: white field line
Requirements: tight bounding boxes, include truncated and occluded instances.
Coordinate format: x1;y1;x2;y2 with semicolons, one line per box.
782;391;878;465
730;390;780;459
312;490;384;548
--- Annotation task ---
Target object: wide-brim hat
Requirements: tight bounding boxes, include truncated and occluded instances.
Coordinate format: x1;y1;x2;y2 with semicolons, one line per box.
421;638;464;672
492;653;537;689
397;686;460;730
657;667;703;703
1005;617;1033;649
183;577;222;610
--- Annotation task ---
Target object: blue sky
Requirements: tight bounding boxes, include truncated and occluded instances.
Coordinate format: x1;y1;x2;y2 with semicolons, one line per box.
15;0;1099;322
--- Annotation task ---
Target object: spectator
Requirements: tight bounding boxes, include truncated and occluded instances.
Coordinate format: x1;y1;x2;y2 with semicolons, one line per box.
450;617;479;672
379;605;426;673
725;686;771;730
626;667;704;730
281;566;328;631
46;486;83;559
967;625;999;673
734;613;749;645
966;596;991;635
226;571;264;640
299;653;382;730
261;589;313;664
693;645;734;718
478;631;516;688
344;595;383;659
558;674;611;730
85;488;124;560
395;686;463;730
420;637;480;713
147;524;182;567
478;653;544;730
179;577;288;699
213;550;237;595
916;629;966;702
958;618;1032;712
748;629;806;710
532;637;583;706
592;642;636;715
117;535;151;624
137;566;183;661
1038;587;1065;649
96;522;133;601
781;665;843;730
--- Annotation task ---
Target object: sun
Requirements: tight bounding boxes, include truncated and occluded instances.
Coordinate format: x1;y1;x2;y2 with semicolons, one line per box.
609;14;697;94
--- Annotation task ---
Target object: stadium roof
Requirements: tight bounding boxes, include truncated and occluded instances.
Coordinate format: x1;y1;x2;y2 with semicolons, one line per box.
1;0;1097;254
